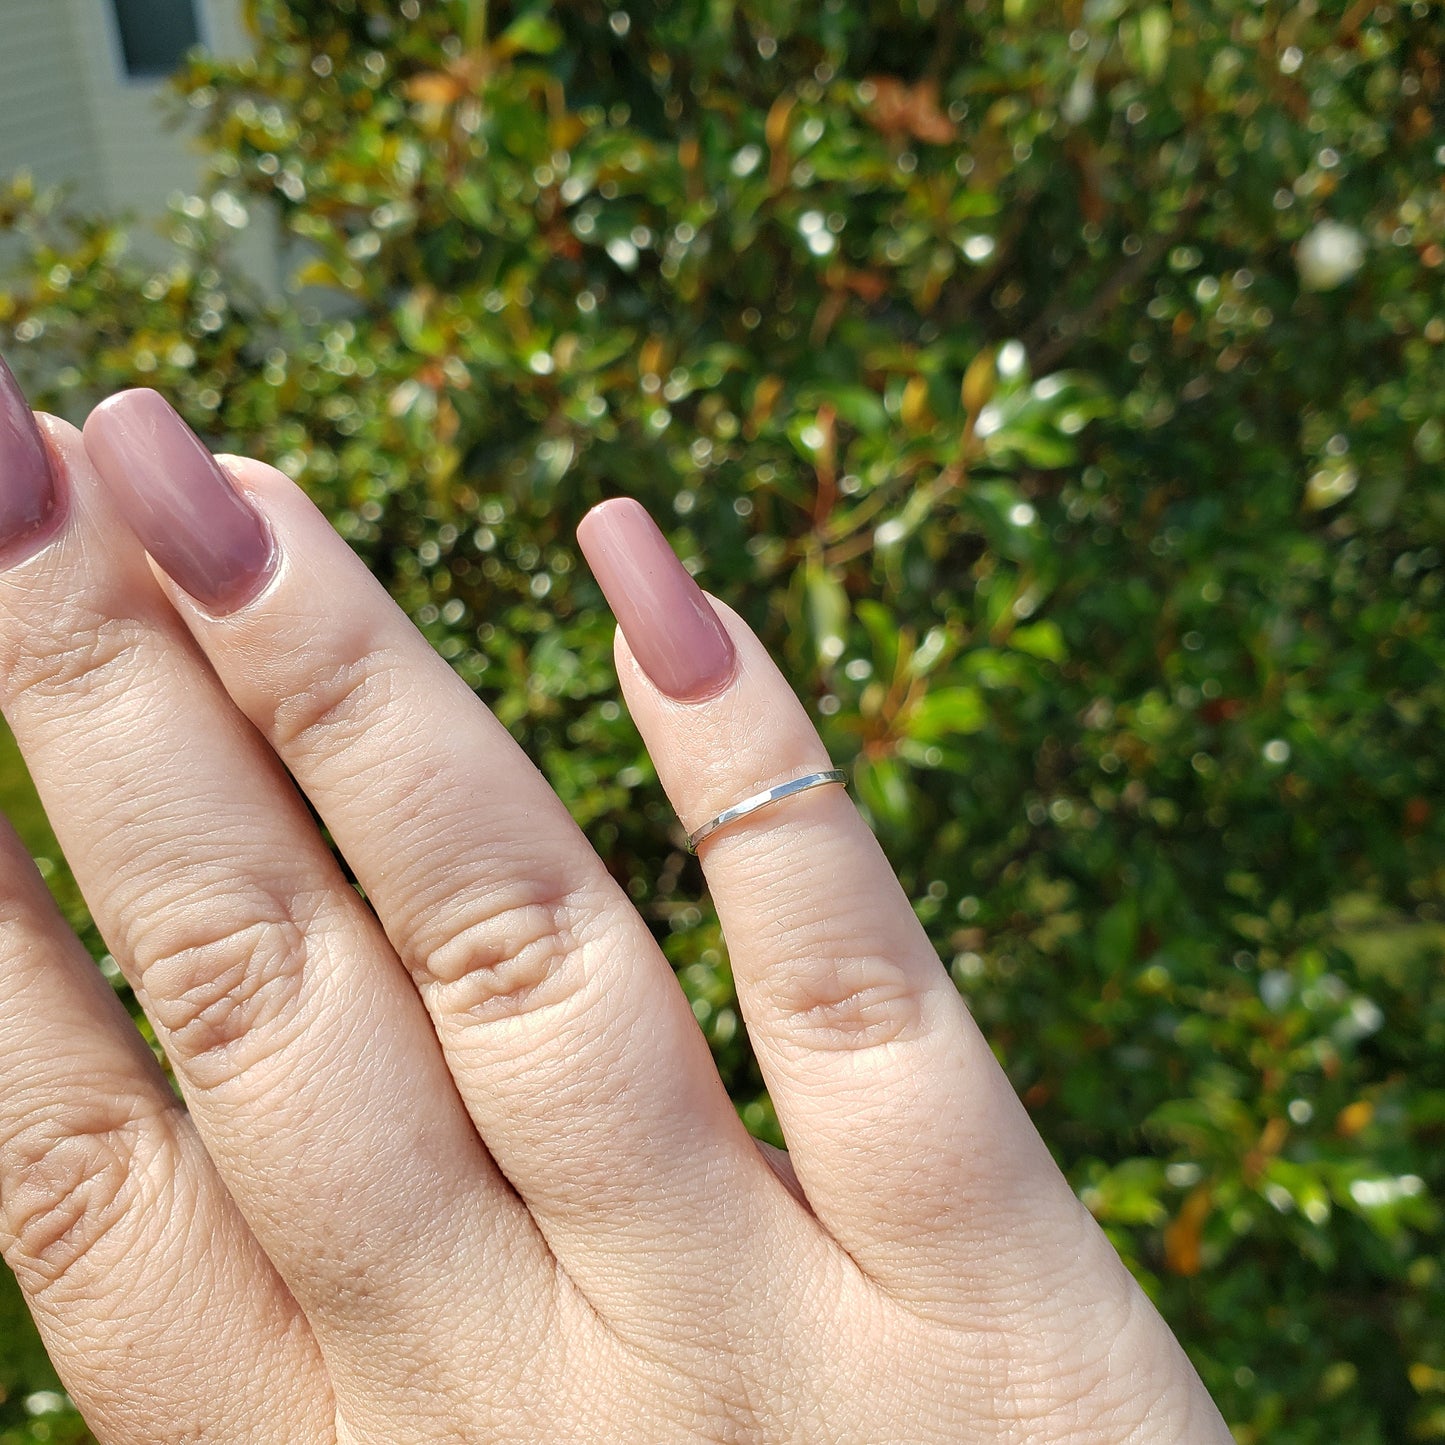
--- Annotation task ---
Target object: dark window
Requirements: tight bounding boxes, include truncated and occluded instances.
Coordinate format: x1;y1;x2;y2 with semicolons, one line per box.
111;0;201;79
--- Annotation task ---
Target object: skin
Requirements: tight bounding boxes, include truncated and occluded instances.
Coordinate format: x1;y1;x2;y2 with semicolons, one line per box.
0;394;1233;1443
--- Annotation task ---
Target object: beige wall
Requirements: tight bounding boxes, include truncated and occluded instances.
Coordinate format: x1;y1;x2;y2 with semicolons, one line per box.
0;0;277;286
0;0;103;202
67;0;246;218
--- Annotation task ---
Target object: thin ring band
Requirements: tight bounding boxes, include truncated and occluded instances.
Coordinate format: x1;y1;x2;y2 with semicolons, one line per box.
686;769;848;853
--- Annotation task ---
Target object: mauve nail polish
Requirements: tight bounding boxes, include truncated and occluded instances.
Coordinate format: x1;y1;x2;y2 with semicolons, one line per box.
83;389;276;615
577;497;737;701
0;352;61;561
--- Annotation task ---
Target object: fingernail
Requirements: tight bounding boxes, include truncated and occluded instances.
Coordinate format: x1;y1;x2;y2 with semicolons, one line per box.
83;389;275;614
0;353;62;564
577;497;737;701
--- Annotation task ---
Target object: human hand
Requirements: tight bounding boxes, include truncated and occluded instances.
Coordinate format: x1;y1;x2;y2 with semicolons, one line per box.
0;361;1230;1442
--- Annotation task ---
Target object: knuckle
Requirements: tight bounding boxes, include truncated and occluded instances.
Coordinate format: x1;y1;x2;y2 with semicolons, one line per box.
767;951;921;1052
1050;1282;1206;1445
411;881;600;1028
267;646;395;757
0;1102;171;1291
136;901;313;1079
967;1234;1188;1445
0;612;152;714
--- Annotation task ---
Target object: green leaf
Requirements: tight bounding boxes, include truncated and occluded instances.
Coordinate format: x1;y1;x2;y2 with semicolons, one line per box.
1095;899;1140;974
1009;619;1066;663
497;13;564;57
803;556;849;667
822;384;889;436
907;686;987;740
854;755;914;830
1136;6;1173;81
856;599;902;678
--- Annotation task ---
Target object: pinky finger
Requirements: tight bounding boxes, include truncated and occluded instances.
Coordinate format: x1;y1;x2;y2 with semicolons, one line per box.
0;818;333;1444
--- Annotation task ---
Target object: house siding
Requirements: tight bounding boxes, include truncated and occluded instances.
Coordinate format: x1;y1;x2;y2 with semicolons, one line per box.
0;0;277;286
0;0;103;202
67;0;244;222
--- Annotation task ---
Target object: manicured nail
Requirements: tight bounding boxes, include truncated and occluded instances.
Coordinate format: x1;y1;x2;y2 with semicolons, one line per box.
83;389;275;614
577;497;737;701
0;352;62;563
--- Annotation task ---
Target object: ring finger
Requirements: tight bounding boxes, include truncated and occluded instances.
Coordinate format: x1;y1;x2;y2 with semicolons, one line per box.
579;499;1106;1314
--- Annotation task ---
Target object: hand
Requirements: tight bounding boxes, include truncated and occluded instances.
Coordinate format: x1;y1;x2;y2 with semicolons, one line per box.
0;363;1229;1442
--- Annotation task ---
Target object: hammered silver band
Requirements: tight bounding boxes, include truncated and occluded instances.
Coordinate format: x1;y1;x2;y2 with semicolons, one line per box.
685;769;848;853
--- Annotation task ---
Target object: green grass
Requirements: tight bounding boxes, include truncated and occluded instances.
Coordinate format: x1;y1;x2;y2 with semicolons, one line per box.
0;1268;73;1442
0;726;95;1442
0;723;85;928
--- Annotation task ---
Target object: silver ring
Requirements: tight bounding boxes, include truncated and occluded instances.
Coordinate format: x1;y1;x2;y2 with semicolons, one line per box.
685;769;848;853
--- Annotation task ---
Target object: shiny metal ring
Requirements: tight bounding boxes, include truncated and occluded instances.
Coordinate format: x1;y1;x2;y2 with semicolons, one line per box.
685;769;848;853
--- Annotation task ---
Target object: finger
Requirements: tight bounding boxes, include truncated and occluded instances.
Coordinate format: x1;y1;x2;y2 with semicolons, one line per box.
0;815;333;1444
579;499;1095;1310
81;391;797;1323
0;395;553;1420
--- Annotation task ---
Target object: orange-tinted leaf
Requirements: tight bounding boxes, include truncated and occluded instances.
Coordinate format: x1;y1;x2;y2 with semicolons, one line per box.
1336;1100;1374;1137
863;77;958;146
404;71;466;106
1164;1185;1212;1276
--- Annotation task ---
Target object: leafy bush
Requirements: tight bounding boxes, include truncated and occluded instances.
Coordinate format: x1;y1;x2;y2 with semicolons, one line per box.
2;0;1443;1439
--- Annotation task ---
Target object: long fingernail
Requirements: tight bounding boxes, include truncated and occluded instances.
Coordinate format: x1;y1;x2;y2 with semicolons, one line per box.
83;389;276;614
577;497;737;701
0;353;62;564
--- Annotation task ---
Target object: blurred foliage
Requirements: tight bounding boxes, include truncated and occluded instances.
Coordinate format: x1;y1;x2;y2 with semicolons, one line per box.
1;0;1443;1439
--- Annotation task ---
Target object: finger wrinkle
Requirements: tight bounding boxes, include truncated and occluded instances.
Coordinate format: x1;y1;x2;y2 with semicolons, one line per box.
763;949;924;1054
0;609;159;716
412;880;603;1031
0;1097;177;1293
265;644;399;757
129;885;330;1088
